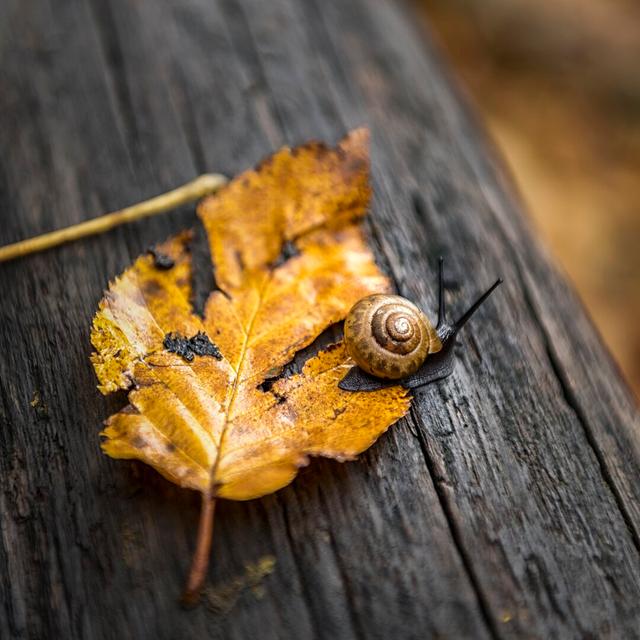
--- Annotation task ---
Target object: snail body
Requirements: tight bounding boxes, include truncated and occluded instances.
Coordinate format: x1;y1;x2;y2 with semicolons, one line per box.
344;294;441;379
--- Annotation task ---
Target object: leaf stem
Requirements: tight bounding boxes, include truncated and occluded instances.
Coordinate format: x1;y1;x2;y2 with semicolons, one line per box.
181;492;217;607
0;173;228;263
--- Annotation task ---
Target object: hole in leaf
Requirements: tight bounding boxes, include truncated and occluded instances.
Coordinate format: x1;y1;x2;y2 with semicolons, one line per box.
267;321;345;387
147;247;175;270
190;220;221;315
269;240;300;270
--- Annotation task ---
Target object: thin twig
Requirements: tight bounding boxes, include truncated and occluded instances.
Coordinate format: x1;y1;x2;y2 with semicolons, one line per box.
181;493;216;607
0;173;227;263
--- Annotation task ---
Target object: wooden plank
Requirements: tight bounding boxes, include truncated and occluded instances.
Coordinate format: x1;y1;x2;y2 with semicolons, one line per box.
0;0;639;639
239;1;640;636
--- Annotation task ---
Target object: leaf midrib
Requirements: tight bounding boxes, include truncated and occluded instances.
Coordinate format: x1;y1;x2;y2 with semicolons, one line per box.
207;274;271;491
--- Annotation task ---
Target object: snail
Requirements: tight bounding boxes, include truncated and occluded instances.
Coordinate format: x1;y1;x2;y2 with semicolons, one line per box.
339;258;502;391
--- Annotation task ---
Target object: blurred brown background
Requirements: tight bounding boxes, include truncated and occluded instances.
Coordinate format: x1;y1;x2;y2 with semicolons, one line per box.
418;0;640;397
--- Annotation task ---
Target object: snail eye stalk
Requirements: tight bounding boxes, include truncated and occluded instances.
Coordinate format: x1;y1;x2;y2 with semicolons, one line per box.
452;278;503;334
436;256;445;330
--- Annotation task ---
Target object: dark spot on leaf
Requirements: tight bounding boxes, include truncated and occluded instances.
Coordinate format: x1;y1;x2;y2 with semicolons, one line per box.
189;332;223;358
147;247;175;270
165;442;177;453
332;406;346;419
257;377;277;393
142;280;162;297
164;331;223;362
234;249;245;271
269;240;300;269
132;435;147;449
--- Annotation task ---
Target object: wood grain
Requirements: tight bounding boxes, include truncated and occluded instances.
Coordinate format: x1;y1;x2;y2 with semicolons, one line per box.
1;0;638;638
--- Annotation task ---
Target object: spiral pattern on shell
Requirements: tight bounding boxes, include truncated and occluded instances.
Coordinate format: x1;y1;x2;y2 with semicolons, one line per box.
344;294;439;380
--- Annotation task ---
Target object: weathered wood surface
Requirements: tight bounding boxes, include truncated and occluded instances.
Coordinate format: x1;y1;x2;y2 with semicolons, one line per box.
1;0;639;638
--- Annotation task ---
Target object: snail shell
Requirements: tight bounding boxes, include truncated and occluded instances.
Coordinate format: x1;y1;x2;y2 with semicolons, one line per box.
344;294;441;380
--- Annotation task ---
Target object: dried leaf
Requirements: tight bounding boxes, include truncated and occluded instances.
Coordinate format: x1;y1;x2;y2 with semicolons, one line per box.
91;129;410;598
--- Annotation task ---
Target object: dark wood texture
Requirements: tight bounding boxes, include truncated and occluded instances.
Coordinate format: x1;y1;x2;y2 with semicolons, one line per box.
1;1;639;638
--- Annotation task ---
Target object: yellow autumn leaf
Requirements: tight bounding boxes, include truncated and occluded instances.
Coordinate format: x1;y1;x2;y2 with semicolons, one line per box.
91;129;410;601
